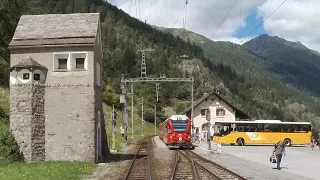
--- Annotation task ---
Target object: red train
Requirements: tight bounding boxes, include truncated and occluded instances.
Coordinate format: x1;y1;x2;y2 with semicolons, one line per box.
158;115;194;149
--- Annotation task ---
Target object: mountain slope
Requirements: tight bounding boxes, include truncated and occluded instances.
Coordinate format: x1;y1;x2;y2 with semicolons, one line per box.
160;27;320;133
244;34;320;95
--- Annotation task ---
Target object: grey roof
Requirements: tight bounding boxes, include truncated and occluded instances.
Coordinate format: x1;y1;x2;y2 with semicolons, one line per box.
10;56;47;70
9;13;100;48
181;92;249;119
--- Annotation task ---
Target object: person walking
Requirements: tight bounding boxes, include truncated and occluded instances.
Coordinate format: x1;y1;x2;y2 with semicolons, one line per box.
311;137;315;151
273;140;285;170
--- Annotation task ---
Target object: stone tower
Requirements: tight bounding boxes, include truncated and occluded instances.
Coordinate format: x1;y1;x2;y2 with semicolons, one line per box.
9;13;109;163
9;56;47;161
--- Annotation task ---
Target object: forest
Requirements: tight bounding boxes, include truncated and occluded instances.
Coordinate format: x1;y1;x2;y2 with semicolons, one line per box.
1;0;320;138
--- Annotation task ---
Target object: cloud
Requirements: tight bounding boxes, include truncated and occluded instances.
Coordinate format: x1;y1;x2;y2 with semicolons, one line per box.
257;0;320;52
110;0;265;44
110;0;320;52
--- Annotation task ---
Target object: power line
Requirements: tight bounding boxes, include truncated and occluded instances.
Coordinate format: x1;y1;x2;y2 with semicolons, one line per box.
146;0;154;23
129;0;133;16
211;0;238;39
240;0;288;44
172;3;187;28
219;0;288;63
139;0;141;20
135;0;137;18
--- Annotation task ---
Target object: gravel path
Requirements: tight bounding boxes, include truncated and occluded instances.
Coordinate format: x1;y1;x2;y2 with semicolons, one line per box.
85;140;139;180
194;144;312;180
151;136;175;180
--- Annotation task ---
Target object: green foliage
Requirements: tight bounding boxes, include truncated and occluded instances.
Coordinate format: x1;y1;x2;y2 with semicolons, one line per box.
0;161;95;180
0;123;24;164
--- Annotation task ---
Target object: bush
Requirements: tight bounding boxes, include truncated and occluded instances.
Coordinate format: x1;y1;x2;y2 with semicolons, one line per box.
0;123;24;164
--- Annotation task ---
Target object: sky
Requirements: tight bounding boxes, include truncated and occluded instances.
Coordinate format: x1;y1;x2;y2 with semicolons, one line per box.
108;0;320;52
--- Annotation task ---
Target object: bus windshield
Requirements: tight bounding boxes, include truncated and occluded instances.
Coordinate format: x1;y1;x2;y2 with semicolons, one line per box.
214;122;311;136
171;120;189;132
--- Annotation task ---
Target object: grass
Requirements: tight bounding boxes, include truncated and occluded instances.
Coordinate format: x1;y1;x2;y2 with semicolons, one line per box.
0;161;96;180
103;104;156;151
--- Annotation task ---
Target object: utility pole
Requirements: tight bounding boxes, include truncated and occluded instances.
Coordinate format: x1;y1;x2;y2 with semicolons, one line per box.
141;97;144;137
180;55;189;78
111;105;116;150
137;48;155;78
191;81;194;134
120;75;128;146
206;109;212;150
154;105;157;135
130;84;134;139
175;97;177;114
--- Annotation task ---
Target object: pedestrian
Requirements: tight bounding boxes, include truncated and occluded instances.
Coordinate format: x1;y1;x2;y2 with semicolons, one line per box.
272;140;285;170
311;137;315;151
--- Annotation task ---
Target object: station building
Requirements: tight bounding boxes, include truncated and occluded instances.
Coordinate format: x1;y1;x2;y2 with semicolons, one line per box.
182;92;249;137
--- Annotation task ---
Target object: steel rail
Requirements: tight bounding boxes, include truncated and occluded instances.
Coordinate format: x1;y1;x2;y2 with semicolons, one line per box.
170;150;199;180
186;150;247;180
123;137;150;180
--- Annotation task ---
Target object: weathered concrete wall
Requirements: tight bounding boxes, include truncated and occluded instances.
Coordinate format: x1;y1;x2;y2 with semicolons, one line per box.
10;46;95;85
45;85;95;162
10;84;45;162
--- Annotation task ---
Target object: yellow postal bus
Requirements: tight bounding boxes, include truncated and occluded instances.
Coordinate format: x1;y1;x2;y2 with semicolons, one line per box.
213;120;312;146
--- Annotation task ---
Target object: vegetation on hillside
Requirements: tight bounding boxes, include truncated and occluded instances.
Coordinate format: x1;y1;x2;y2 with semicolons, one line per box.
163;28;320;134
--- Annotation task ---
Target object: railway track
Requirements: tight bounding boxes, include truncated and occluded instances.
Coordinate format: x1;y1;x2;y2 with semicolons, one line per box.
123;137;151;180
171;150;198;179
171;150;247;180
186;150;247;180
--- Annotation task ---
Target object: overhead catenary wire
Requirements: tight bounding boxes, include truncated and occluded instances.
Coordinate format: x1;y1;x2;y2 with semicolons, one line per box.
211;0;238;39
146;0;154;23
240;0;288;44
172;2;187;28
219;0;288;63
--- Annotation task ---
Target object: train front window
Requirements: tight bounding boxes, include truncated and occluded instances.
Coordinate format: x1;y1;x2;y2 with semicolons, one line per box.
171;120;189;132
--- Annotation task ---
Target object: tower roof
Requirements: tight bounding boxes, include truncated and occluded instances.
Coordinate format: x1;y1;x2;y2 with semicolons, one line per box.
10;56;47;70
9;13;100;48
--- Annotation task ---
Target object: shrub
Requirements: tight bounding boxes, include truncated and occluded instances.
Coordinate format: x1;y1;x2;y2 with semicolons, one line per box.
0;122;24;164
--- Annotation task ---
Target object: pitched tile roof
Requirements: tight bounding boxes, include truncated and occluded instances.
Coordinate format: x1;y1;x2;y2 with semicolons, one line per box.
9;13;100;48
10;56;47;70
181;92;249;119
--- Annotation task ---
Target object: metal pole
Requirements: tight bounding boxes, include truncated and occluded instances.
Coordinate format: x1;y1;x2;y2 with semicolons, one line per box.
191;81;194;135
141;97;144;137
112;104;115;150
131;84;134;139
208;121;212;150
175;97;177;114
154;105;157;135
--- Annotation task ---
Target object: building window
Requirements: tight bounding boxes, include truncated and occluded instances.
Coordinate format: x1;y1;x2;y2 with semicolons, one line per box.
58;59;67;69
216;109;226;116
34;73;40;81
76;58;85;69
23;73;29;80
201;109;208;116
202;123;209;131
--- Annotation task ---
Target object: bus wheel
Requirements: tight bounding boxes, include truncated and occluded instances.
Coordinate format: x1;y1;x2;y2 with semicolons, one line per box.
237;138;244;146
284;138;292;146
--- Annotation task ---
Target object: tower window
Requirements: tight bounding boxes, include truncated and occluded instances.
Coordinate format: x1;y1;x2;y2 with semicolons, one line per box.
34;73;40;81
23;73;30;80
58;59;67;69
76;58;85;69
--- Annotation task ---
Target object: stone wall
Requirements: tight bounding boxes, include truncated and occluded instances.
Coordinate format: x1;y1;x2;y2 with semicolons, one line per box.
10;84;45;162
45;85;96;162
31;85;45;161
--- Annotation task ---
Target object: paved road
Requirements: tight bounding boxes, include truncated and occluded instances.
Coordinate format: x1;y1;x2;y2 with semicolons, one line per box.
196;141;320;180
